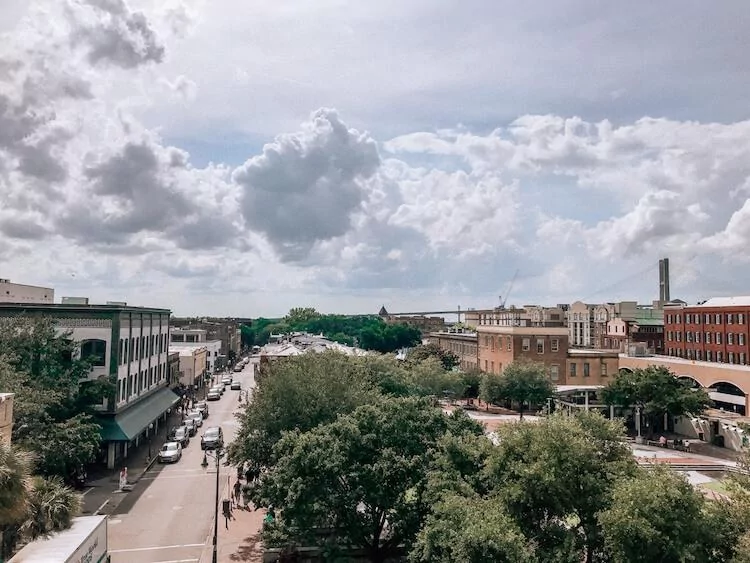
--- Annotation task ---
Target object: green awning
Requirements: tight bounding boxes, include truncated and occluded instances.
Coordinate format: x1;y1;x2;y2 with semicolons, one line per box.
633;318;664;326
98;388;180;442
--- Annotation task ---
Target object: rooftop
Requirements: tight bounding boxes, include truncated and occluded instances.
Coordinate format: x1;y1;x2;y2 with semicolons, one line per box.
568;349;619;357
0;302;169;314
695;296;750;308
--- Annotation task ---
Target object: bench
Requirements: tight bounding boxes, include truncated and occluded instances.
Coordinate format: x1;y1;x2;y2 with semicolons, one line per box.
645;440;691;452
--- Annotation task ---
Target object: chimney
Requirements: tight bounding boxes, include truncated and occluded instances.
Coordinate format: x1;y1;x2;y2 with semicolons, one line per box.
658;258;670;302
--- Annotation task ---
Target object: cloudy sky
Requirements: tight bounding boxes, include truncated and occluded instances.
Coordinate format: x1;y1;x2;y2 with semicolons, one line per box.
1;0;749;317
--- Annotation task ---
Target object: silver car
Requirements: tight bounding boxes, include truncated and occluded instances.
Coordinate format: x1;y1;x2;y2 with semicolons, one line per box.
183;417;197;436
158;442;182;463
188;411;204;427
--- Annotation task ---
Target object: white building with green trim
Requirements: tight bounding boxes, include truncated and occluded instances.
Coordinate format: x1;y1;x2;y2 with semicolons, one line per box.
0;302;179;469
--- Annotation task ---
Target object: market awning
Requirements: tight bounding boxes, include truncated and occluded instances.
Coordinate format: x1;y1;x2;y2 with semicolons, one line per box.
98;388;180;442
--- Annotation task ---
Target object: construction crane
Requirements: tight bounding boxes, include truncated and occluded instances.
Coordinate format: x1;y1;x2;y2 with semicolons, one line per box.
498;269;519;309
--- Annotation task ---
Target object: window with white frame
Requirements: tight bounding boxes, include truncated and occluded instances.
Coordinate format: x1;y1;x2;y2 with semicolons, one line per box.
537;339;544;354
522;338;530;351
550;365;559;381
551;338;559;352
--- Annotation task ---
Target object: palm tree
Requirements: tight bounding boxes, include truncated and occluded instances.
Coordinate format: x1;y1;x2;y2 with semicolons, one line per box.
22;476;82;539
0;443;34;558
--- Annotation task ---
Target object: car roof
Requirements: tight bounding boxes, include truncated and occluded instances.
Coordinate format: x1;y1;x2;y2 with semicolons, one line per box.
163;441;180;447
204;427;222;434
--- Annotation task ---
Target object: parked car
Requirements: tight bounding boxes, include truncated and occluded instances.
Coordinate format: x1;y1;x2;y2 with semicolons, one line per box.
158;442;182;463
233;364;243;372
230;381;241;391
195;401;209;418
183;417;197;436
187;412;203;427
210;385;224;395
172;426;190;447
207;389;221;401
221;376;232;386
201;426;224;450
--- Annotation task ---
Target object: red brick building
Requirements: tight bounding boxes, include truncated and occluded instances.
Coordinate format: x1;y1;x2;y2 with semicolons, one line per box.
476;325;569;382
664;297;750;365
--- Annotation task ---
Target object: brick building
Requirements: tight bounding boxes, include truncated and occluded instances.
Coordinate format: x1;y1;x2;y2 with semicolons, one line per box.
476;325;569;382
566;349;619;386
427;330;478;372
664;297;750;365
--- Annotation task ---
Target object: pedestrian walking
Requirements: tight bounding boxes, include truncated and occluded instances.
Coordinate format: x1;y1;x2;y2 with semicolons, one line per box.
233;480;242;508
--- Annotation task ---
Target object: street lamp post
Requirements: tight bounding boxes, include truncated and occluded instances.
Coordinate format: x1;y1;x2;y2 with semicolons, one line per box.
635;405;643;444
202;447;223;563
147;422;154;461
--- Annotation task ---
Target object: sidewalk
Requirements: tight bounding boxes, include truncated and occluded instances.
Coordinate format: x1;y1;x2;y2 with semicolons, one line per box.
81;409;184;516
200;494;265;563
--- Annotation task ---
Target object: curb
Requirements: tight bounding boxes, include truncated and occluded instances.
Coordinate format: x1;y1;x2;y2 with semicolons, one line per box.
133;454;159;484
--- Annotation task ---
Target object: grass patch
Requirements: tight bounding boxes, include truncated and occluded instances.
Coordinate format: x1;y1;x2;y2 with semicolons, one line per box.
701;480;731;495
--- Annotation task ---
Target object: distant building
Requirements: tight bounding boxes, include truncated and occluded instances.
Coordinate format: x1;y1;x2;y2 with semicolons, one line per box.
0;278;53;304
0;393;13;445
167;351;181;389
170;318;241;359
169;345;208;388
0;302;176;469
170;328;222;373
565;349;618;386
476;325;569;382
427;330;478;372
664;296;750;365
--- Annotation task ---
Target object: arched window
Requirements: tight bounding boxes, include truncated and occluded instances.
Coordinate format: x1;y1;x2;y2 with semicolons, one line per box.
80;339;107;367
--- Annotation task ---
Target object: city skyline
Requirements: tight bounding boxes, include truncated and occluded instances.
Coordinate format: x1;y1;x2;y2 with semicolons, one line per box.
2;1;749;317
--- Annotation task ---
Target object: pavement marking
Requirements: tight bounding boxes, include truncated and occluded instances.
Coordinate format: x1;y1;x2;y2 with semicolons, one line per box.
140;474;214;480
109;543;205;553
109;519;122;524
94;499;109;515
81;486;95;497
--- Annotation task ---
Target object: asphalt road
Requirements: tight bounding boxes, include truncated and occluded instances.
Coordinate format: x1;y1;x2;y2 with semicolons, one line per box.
108;360;256;563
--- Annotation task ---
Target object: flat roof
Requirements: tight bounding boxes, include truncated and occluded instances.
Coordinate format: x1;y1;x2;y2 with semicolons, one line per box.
620;353;750;374
429;331;478;338
568;349;619;357
476;325;569;335
0;302;170;314
695;296;750;308
556;385;604;392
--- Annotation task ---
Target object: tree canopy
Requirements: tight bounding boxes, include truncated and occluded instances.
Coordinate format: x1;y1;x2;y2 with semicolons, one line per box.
407;344;460;371
602;366;712;432
0;317;107;479
479;361;555;418
241;309;421;352
0;442;82;560
253;397;483;562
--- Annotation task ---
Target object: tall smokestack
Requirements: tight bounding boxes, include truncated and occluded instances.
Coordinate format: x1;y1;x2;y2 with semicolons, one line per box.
659;258;670;302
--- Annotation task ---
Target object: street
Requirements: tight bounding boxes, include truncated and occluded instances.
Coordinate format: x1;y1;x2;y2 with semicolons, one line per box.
107;360;256;563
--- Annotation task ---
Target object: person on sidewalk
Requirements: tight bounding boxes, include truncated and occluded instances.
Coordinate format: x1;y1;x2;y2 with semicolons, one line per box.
233;480;242;508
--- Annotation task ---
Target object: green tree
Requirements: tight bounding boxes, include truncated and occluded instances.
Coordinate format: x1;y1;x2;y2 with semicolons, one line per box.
602;366;712;434
254;397;483;562
600;465;726;563
0;318;106;480
408;344;460;371
410;494;535;563
478;371;504;409
408;358;465;399
227;352;378;471
21;476;82;539
487;412;636;562
498;361;555;419
284;307;321;325
460;368;482;399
